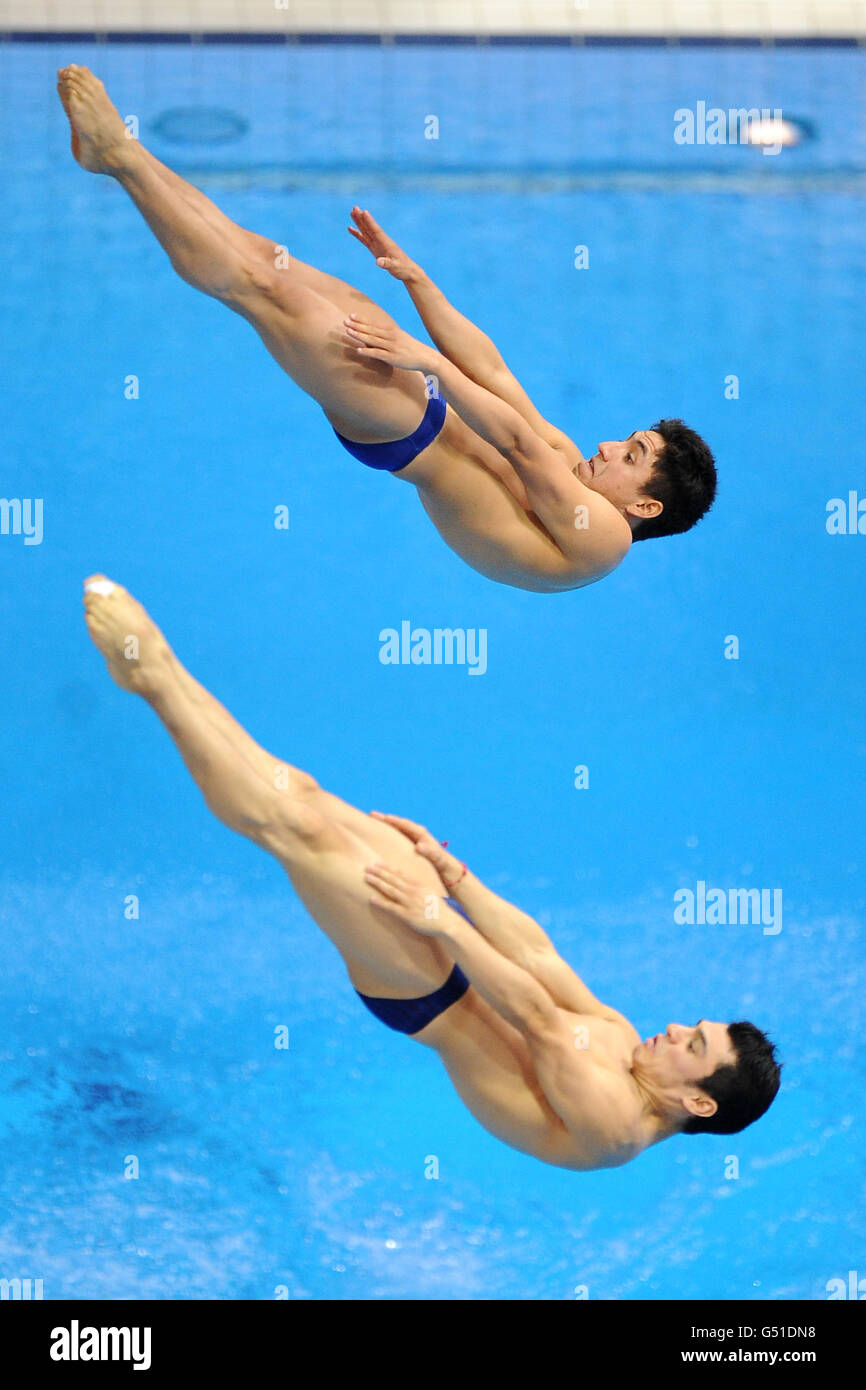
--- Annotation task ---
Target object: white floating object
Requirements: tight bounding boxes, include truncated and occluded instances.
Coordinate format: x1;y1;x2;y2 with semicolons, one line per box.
746;116;802;149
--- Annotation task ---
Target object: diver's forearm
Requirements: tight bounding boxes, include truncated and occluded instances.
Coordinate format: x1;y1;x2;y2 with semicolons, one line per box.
429;351;526;456
448;869;553;966
405;270;503;382
438;913;557;1033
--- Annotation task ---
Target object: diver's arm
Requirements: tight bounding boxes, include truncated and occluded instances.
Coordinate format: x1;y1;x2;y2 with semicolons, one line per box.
503;423;632;574
429;354;631;574
341;322;630;574
342;318;535;458
369;813;618;1017
348;208;565;440
365;864;561;1034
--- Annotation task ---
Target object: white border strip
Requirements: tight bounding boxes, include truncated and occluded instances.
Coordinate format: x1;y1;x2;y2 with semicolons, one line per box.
3;0;866;39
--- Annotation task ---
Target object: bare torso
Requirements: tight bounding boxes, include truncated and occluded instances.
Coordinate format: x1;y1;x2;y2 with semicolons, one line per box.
413;986;651;1171
282;793;654;1172
399;407;628;593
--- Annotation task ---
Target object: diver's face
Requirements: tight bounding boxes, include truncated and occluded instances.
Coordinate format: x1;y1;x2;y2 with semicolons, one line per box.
636;1020;736;1090
575;430;665;517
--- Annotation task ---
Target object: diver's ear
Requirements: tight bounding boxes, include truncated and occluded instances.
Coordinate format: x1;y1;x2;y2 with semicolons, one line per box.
682;1090;718;1121
626;496;663;521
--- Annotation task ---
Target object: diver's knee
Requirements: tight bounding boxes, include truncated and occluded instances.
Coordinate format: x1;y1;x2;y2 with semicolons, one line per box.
267;764;323;808
262;794;338;859
232;258;297;307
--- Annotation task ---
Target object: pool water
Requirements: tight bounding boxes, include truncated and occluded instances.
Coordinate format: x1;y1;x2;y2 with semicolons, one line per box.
1;40;864;1300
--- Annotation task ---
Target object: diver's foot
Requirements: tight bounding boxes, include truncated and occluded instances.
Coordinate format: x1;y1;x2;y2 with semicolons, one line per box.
82;576;172;697
56;65;132;174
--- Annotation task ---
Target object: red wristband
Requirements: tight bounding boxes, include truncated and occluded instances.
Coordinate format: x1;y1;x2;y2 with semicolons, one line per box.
443;861;467;891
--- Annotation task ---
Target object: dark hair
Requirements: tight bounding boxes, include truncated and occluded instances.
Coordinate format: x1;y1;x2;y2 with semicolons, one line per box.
682;1022;782;1136
631;417;717;542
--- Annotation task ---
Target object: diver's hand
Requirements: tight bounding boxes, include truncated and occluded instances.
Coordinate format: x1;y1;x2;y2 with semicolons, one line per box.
369;812;465;890
363;862;448;936
347;207;421;283
342;317;436;373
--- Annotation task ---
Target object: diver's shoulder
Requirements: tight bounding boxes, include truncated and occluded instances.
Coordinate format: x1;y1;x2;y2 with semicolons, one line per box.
552;531;632;592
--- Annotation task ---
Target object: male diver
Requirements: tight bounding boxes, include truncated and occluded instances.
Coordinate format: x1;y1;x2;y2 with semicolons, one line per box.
83;577;780;1171
59;66;717;593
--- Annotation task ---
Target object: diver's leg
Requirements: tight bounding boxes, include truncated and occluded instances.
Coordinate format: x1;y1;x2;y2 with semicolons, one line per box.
166;649;438;859
82;578;455;999
57;64;427;442
137;146;390;322
136;147;290;270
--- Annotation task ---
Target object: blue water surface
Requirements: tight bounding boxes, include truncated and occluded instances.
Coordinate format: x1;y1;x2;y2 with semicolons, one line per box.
0;41;864;1300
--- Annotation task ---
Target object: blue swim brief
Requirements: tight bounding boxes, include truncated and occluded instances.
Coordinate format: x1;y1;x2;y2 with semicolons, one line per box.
331;390;446;473
355;896;472;1035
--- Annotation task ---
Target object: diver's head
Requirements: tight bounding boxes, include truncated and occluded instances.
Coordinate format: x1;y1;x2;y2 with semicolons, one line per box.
577;418;717;540
633;1019;781;1135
